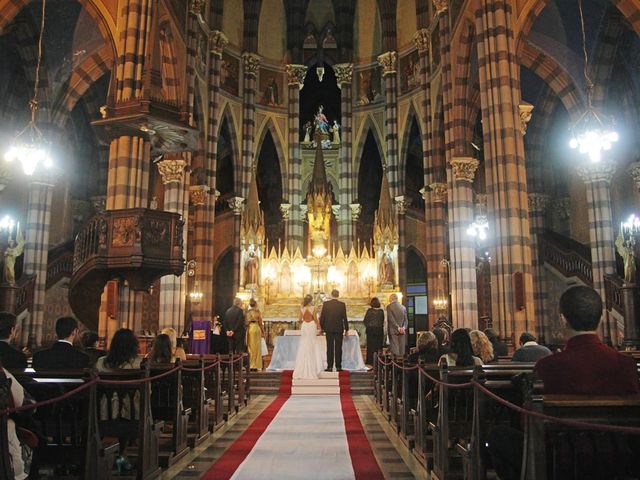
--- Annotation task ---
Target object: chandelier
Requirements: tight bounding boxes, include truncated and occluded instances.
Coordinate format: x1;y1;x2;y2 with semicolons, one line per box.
4;0;53;176
466;215;489;241
568;0;618;163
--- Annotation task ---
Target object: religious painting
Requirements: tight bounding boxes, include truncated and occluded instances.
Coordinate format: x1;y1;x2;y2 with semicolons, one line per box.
399;50;420;94
355;66;382;105
220;52;239;96
258;68;284;107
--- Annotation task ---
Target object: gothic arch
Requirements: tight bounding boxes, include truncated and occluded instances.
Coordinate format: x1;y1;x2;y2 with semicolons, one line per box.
399;105;423;199
217;104;240;195
255;118;287;194
353;115;386;169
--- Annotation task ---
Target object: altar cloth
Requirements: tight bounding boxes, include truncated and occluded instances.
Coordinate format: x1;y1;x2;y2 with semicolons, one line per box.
267;334;366;371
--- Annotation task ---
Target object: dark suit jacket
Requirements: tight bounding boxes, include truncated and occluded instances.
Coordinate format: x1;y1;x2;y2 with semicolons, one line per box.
32;341;90;370
512;343;551;363
535;334;640;395
320;299;349;334
223;305;245;335
0;341;27;369
84;347;107;367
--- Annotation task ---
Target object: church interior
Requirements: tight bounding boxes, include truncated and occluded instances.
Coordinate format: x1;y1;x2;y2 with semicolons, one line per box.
1;0;640;479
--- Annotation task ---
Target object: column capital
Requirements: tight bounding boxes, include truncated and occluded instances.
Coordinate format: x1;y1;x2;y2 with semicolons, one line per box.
331;205;341;219
527;192;551;212
156;158;187;184
285;64;307;88
450;156;479;183
189;184;209;206
190;0;204;15
242;52;261;76
349;203;362;220
394;195;409;215
300;204;308;219
210;30;228;57
576;160;616;185
280;203;291;220
428;182;448;203
90;195;106;214
228;196;245;215
414;29;430;53
333;63;354;87
432;0;448;15
377;51;397;75
519;102;534;136
629;162;640;192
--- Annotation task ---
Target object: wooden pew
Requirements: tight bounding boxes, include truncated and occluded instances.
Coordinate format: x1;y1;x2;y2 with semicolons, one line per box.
181;358;211;447
0;407;13;479
524;394;640;480
410;363;440;469
373;352;383;407
148;363;191;468
194;354;224;431
13;369;119;479
97;366;163;480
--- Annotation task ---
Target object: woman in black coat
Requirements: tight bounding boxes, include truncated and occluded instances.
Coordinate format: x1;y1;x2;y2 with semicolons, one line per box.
363;297;385;366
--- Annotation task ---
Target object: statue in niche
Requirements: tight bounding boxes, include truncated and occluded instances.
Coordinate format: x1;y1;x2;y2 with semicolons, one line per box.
314;105;329;134
261;77;280;106
3;230;25;286
244;247;259;287
379;248;394;286
331;120;340;144
303;121;312;144
615;232;636;284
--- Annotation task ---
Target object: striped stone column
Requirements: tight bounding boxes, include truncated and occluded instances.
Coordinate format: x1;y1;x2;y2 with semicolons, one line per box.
157;154;189;332
191;30;227;322
449;157;479;329
241;53;260;199
285;64;307;251
425;183;448;325
395;196;409;292
228;197;245;293
475;0;535;345
21;172;57;346
577;161;617;342
334;63;355;251
378;52;400;197
528;193;550;341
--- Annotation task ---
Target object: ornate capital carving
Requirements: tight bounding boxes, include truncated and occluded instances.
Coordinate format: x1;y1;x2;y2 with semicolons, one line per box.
432;0;448;14
280;203;291;220
377;51;397;75
90;195;106;214
349;203;362;220
553;197;571;220
331;205;341;219
190;0;204;15
300;204;308;220
394;195;409;215
450;156;479;183
285;64;307;88
242;52;261;76
428;182;448;203
629;162;640;192
576;160;616;185
210;30;228;57
414;29;430;53
229;196;245;215
333;63;354;87
189;185;209;206
519;102;534;136
156;158;187;184
527;193;550;212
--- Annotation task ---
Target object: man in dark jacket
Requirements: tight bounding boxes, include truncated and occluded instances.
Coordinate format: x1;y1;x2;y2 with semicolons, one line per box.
32;317;89;370
484;328;508;358
223;297;246;354
511;332;551;363
320;289;349;372
0;311;27;369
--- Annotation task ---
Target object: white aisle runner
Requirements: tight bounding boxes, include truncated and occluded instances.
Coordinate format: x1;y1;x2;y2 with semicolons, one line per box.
230;395;355;480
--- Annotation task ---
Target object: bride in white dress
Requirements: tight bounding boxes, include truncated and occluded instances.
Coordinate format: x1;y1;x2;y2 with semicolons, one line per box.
293;294;323;379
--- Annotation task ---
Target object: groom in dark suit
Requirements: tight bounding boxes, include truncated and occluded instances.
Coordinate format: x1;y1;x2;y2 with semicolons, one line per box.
320;289;349;372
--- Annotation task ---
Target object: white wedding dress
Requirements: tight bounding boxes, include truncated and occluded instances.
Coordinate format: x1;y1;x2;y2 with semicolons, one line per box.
293;307;323;379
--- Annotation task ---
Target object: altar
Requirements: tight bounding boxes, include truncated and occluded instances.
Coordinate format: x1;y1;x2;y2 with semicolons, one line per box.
267;331;366;371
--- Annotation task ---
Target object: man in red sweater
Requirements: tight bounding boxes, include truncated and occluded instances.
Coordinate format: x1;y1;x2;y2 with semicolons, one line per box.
535;285;639;395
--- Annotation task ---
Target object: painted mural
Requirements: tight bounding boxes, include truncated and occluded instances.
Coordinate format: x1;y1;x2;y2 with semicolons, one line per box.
220;52;240;96
399;50;420;94
356;66;382;105
258;68;284;107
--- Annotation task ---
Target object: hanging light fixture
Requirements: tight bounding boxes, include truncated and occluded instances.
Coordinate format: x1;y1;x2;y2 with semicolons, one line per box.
4;0;53;176
466;215;489;241
568;0;618;163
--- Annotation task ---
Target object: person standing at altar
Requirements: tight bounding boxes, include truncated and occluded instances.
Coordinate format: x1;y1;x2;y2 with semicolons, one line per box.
363;297;385;367
223;297;245;354
320;289;349;372
387;293;407;356
246;299;264;371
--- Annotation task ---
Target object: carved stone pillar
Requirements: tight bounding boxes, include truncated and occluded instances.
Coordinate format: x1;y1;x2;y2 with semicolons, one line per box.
378;52;400;198
229;197;245;293
395;195;409;292
528;192;550;342
335;63;355;250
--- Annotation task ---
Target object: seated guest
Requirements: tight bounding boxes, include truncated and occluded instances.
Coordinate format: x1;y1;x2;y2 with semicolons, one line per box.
484;328;508;358
32;317;89;370
432;327;449;357
0;311;27;369
147;333;174;364
409;331;440;364
96;328;142;371
511;332;551;363
535;286;639;395
1;360;29;479
439;328;482;367
470;330;495;364
80;330;106;367
161;327;187;361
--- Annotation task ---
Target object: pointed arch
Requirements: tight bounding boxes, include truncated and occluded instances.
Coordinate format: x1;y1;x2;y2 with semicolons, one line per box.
399;103;423;191
353;115;386;169
217;103;240;195
400;106;425;209
255;117;287;192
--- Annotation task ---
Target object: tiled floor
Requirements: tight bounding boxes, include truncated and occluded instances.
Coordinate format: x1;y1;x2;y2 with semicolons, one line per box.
161;395;427;480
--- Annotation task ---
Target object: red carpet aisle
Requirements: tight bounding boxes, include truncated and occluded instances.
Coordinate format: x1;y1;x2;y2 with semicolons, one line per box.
203;371;383;480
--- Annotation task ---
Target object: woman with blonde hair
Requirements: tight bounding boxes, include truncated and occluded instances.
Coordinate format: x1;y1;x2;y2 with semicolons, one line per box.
161;327;187;361
469;329;494;364
246;299;265;371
